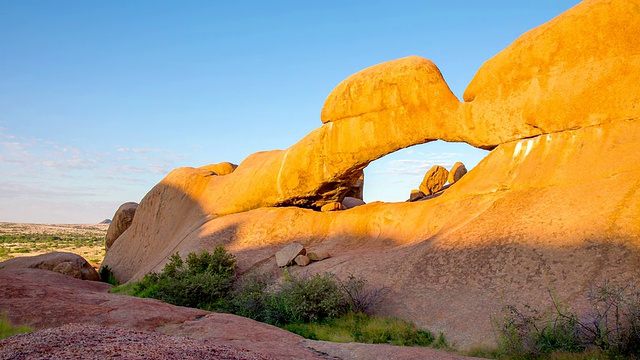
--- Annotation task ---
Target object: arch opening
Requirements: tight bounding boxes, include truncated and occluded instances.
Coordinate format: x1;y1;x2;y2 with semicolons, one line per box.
362;141;488;203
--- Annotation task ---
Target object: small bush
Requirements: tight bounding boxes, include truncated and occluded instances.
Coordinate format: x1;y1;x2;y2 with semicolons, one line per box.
130;247;237;311
264;271;347;325
0;314;32;339
230;273;271;321
340;274;387;314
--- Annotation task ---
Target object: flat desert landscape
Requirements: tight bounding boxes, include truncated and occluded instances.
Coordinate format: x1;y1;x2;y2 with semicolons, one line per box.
0;222;108;268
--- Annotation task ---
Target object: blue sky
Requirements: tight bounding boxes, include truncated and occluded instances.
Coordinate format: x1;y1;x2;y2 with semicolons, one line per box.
0;1;581;224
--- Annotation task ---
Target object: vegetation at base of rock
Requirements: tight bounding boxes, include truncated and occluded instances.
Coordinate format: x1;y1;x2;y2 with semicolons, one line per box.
285;312;448;348
128;247;237;310
110;248;445;348
0;314;32;339
228;270;387;327
98;265;118;286
493;281;640;359
233;271;349;325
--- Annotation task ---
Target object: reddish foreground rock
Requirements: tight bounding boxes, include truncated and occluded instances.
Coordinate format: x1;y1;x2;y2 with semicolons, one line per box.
0;268;481;360
0;324;273;360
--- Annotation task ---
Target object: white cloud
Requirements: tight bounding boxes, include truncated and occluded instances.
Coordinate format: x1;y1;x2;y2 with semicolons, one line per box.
42;155;98;171
117;147;164;154
373;152;462;176
0;128;191;222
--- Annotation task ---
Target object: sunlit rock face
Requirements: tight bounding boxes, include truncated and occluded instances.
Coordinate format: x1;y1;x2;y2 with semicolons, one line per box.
103;0;640;350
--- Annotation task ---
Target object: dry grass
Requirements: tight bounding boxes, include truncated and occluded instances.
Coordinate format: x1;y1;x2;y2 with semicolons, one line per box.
0;222;108;268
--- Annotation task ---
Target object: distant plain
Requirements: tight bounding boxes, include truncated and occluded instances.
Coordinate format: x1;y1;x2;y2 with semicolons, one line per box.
0;222;107;267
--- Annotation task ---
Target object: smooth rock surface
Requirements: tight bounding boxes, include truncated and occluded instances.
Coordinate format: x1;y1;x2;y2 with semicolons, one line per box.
199;162;238;176
105;202;138;251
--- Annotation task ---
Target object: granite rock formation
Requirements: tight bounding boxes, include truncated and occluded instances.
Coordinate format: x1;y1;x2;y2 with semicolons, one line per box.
105;202;138;251
102;0;640;349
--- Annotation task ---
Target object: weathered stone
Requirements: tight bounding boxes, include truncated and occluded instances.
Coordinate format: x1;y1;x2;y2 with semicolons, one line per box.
321;202;345;212
307;251;330;262
419;166;449;195
344;171;364;200
448;162;467;184
0;252;100;281
294;255;311;267
409;190;425;202
105;202;138;251
275;242;306;267
342;197;366;209
199;162;238;176
51;262;84;279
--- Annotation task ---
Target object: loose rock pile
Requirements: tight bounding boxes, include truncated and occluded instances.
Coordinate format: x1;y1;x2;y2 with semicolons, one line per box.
275;242;330;267
408;162;468;202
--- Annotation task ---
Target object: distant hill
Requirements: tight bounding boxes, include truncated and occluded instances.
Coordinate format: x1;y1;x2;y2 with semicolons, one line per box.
99;219;112;224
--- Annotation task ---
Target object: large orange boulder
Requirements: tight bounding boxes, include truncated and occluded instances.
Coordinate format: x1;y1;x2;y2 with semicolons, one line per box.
419;165;449;195
464;0;640;144
101;0;640;350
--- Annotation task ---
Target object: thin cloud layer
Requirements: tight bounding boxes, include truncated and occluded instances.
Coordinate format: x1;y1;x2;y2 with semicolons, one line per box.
0;129;189;223
373;152;461;176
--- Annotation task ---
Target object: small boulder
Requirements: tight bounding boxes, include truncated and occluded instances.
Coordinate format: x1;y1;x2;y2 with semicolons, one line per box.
321;202;345;212
275;242;306;267
105;202;138;251
0;252;100;281
307;250;330;261
419;165;449;195
342;197;366;209
294;255;311;267
409;189;426;202
448;162;467;184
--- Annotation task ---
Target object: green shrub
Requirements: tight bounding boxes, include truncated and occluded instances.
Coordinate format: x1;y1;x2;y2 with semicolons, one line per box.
229;271;385;327
495;281;640;359
230;273;271;321
98;265;118;286
264;271;348;325
0;314;32;339
130;247;237;311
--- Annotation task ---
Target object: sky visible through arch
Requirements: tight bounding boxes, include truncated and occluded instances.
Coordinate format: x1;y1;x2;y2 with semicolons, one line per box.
0;1;581;223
